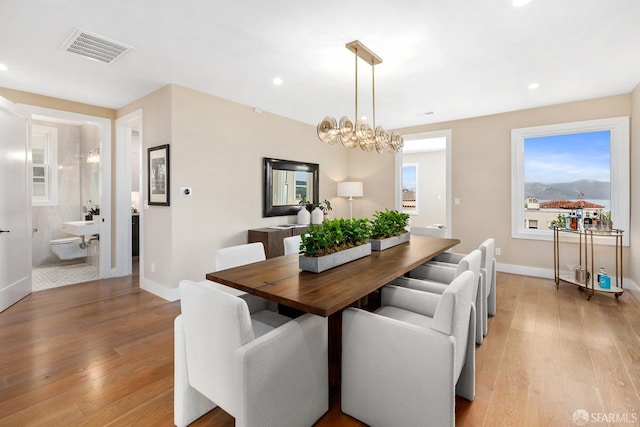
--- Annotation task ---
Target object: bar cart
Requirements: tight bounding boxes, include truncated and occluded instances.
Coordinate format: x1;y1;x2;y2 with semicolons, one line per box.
553;226;624;300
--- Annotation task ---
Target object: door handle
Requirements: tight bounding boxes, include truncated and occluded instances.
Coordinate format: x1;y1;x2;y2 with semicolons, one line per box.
0;229;9;233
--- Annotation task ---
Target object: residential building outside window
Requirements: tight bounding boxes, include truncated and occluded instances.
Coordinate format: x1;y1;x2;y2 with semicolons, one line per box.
402;164;418;214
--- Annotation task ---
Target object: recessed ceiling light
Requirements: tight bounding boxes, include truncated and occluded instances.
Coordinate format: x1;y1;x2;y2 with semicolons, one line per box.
416;112;434;116
272;77;283;85
0;63;8;71
513;0;532;7
361;116;367;121
528;82;540;90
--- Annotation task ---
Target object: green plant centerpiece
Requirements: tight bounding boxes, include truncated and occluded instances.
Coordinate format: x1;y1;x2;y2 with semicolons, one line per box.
368;209;410;251
299;218;372;273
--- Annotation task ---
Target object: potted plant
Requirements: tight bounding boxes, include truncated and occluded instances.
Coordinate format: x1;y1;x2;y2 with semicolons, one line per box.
85;200;100;220
601;210;612;231
368;209;410;251
549;213;566;230
299;217;372;273
319;199;332;217
298;197;314;212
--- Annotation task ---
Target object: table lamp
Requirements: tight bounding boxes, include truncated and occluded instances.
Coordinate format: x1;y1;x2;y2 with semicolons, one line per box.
337;181;363;219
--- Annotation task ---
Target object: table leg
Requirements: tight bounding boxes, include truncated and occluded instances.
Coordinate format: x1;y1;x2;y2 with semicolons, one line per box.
328;310;342;389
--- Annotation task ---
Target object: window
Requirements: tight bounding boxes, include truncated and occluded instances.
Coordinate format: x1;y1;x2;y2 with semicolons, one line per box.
32;125;58;206
511;117;629;245
294;171;309;202
402;164;418;214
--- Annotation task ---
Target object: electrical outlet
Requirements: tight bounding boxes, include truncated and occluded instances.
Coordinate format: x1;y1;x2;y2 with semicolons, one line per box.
454;197;461;205
495;248;501;256
150;262;155;273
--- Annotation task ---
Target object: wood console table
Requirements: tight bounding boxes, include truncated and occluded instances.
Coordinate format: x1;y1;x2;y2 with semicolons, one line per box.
248;226;308;258
206;235;460;389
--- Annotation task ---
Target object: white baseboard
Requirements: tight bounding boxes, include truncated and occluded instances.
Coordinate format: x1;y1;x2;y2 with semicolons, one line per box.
140;277;181;301
496;262;640;291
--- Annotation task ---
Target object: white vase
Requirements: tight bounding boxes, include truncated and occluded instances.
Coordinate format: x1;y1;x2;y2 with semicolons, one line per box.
297;207;310;225
311;207;323;225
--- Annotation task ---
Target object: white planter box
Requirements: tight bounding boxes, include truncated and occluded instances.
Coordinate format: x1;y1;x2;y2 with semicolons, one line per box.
369;231;410;251
299;243;372;273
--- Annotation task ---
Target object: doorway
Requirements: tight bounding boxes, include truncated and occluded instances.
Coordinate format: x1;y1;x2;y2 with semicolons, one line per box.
22;104;113;285
395;129;452;236
115;110;142;278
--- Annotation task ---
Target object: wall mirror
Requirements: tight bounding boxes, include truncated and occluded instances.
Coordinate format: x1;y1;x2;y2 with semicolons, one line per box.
263;158;319;217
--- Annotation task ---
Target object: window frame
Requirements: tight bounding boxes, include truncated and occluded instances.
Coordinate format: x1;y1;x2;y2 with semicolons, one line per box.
511;116;629;246
31;124;58;207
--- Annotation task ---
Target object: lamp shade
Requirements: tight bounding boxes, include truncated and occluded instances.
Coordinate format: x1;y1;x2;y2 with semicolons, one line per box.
337;181;363;198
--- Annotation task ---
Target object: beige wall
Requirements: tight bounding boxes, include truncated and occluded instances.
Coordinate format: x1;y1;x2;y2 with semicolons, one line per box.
630;83;640;285
5;83;638;293
0;87;116;120
118;86;173;287
395;94;634;280
119;85;357;293
345;148;396;219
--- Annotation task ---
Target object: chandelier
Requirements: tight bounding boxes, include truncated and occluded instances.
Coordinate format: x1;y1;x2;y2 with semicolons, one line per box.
317;40;403;153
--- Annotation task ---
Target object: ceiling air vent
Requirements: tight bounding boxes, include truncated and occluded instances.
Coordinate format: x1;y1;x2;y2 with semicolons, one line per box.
62;28;133;64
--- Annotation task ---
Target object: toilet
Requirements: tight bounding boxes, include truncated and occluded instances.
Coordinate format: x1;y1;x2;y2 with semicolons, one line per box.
49;237;87;260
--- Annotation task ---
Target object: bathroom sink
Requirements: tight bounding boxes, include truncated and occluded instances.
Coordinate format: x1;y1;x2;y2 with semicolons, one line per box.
61;220;100;236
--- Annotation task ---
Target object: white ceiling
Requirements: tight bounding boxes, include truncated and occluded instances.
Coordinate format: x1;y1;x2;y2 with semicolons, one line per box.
1;0;639;130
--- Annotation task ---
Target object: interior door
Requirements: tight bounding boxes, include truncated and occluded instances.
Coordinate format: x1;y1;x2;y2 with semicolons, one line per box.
0;97;31;312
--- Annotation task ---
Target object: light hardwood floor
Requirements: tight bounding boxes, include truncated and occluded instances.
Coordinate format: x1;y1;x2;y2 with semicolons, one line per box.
1;272;639;426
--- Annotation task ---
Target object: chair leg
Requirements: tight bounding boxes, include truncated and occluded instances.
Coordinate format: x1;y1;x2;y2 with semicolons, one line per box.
174;316;216;427
488;262;497;316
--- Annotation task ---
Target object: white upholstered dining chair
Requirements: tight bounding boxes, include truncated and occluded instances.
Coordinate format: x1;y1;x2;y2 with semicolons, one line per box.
341;270;476;427
392;249;483;345
431;238;496;333
409;225;447;238
215;241;266;270
175;280;328;427
210;242;278;312
283;234;302;255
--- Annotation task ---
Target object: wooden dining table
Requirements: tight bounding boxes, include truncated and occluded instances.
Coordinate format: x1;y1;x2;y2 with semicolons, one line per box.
206;234;459;388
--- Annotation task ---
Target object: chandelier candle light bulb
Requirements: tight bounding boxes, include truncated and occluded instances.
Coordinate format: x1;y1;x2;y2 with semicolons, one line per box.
317;40;404;153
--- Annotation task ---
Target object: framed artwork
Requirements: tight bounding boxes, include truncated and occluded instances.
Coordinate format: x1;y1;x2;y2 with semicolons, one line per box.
148;144;170;206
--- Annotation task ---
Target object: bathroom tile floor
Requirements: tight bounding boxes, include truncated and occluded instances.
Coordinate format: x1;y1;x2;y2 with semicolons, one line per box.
32;262;99;291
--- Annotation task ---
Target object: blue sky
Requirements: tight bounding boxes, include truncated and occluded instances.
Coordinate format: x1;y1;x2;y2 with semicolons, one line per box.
402;165;416;189
524;130;611;183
